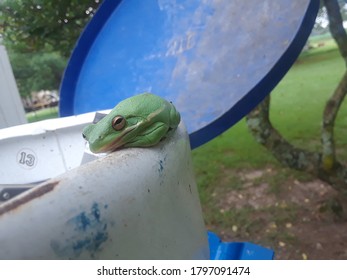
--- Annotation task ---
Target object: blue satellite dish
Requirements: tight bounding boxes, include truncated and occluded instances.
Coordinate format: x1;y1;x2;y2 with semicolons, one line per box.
59;0;319;148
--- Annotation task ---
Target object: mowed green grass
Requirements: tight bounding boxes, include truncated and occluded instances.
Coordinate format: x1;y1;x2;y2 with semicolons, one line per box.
192;45;347;203
26;107;58;123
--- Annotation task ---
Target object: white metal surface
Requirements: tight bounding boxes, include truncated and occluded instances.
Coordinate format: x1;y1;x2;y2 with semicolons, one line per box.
0;112;102;184
0;123;209;259
0;45;27;129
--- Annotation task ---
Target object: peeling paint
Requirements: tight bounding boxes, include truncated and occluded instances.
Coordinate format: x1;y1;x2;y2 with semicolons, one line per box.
0;181;59;216
158;159;164;173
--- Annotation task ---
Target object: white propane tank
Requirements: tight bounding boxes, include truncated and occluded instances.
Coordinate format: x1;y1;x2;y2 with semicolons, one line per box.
0;119;209;259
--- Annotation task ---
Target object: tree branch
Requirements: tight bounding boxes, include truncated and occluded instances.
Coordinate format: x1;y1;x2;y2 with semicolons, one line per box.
321;70;347;171
246;95;347;194
320;0;347;172
246;96;321;174
324;0;347;66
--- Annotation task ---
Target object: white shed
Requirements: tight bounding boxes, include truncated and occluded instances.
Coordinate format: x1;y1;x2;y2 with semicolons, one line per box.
0;43;27;129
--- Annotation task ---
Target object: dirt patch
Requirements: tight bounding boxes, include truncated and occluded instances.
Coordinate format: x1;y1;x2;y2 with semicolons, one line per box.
222;183;277;210
203;167;347;259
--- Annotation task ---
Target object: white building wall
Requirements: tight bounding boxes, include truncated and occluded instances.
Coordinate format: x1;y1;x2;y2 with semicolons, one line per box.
0;44;27;128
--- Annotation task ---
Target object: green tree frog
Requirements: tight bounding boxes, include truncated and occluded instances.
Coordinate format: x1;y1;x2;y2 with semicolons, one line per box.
82;93;181;153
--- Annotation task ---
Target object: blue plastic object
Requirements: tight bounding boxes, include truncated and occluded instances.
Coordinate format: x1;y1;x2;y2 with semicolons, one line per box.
208;232;274;260
59;0;319;149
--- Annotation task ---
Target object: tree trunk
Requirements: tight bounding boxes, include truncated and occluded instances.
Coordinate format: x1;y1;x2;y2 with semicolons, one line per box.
324;0;347;66
246;0;347;195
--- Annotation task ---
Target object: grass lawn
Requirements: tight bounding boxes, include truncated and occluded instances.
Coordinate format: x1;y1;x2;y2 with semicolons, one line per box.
192;42;347;259
26;107;59;123
193;46;347;198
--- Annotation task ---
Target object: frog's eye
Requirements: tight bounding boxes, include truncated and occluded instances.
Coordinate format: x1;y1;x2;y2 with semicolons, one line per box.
112;115;126;131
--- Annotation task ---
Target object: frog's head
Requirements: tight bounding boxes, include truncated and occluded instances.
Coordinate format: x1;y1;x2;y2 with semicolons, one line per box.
82;109;144;153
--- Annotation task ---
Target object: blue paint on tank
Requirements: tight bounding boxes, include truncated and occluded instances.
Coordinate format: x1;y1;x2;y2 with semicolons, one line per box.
50;203;109;259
